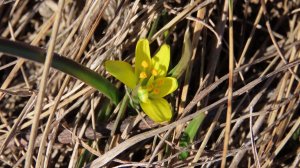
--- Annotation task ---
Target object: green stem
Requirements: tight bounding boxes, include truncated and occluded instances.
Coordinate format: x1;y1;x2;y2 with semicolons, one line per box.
110;94;129;136
0;38;121;104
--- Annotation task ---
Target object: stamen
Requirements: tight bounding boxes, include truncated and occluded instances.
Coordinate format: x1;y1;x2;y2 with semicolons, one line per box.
153;88;160;94
157;79;164;86
141;61;149;68
152;69;158;76
139;72;147;79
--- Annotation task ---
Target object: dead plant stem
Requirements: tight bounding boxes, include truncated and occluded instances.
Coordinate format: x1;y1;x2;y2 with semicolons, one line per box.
24;0;64;167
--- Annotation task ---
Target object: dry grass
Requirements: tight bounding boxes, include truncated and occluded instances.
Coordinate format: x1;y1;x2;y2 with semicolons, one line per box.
0;0;300;167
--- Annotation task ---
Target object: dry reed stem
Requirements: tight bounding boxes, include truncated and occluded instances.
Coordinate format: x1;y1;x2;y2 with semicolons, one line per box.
221;0;234;167
25;0;64;167
1;1;300;167
89;59;300;167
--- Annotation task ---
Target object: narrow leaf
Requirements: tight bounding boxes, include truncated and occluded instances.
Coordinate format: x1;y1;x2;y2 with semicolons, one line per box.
169;27;192;79
0;38;121;104
179;113;205;159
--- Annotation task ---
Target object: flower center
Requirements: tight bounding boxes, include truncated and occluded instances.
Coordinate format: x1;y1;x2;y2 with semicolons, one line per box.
147;84;154;91
138;87;149;103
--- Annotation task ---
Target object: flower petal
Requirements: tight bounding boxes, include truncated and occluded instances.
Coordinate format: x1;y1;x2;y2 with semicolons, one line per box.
135;39;151;77
152;44;170;77
105;61;138;89
137;87;149;103
140;98;172;123
150;77;178;98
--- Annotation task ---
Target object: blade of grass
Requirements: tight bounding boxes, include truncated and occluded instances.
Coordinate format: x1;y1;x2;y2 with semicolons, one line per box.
149;0;213;43
25;0;64;167
77;142;92;168
77;98;113;167
147;12;160;39
179;113;205;160
221;0;234;167
169;27;192;79
0;95;36;155
260;0;300;82
0;5;55;100
176;2;207;158
74;0;110;61
69;100;95;168
264;117;300;167
0;38;121;104
173;27;191;146
191;106;223;167
87;59;300;167
110;94;129;136
175;27;198;159
36;76;71;167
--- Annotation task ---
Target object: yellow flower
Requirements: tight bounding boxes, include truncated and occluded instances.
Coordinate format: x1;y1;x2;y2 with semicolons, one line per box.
105;39;178;123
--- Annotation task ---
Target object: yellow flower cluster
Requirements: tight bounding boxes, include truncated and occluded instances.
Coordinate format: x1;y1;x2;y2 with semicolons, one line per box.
105;39;178;123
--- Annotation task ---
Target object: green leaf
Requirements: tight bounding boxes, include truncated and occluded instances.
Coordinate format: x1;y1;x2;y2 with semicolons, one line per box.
152;44;170;77
105;61;138;89
0;38;121;104
179;113;205;159
185;113;205;140
168;27;192;79
147;14;160;39
178;132;190;160
140;97;172;123
292;127;300;141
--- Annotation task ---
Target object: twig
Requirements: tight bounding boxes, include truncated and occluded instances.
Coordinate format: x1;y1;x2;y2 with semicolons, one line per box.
0;95;36;154
260;0;300;82
263;117;300;167
87;59;300;167
249;106;261;168
35;76;70;167
221;0;234;167
147;129;173;167
150;0;214;43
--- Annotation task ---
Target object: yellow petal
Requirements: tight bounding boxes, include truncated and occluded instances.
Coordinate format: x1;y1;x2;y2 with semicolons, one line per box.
152;44;170;77
146;76;154;87
140;98;172;123
105;61;138;89
135;39;151;76
150;77;178;98
137;87;149;103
